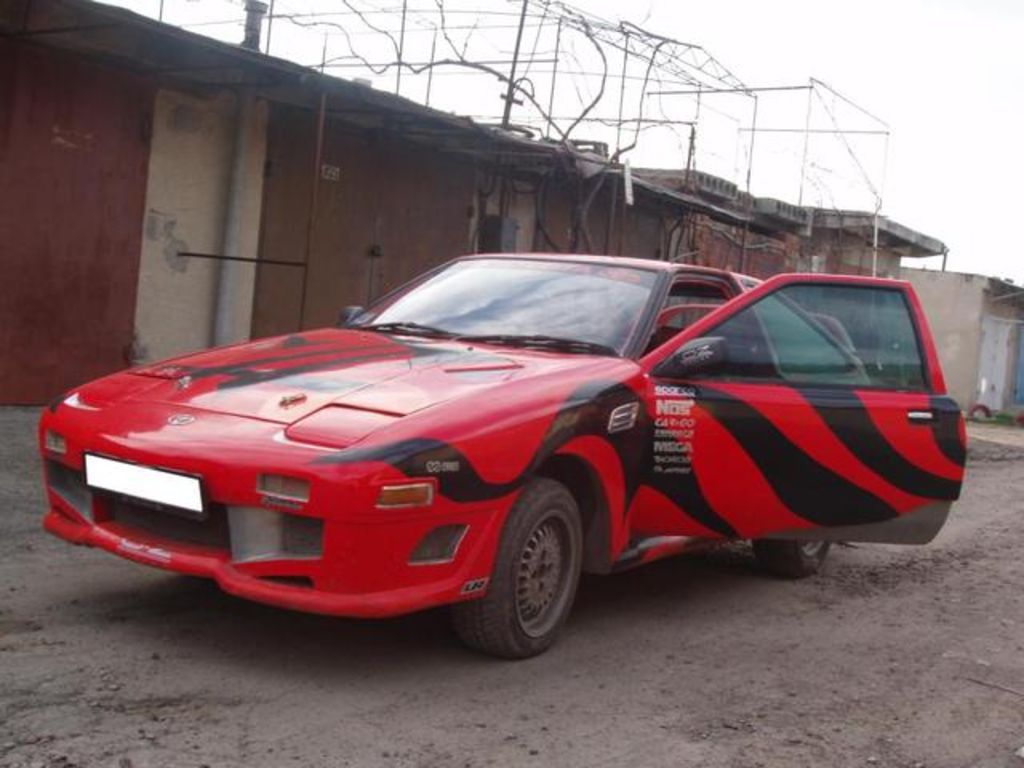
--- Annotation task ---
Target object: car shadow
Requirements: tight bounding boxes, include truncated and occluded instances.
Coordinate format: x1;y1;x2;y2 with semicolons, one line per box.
69;543;772;678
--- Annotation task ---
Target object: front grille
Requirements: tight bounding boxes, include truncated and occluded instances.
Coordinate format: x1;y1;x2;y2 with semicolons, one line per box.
227;506;323;562
109;499;230;551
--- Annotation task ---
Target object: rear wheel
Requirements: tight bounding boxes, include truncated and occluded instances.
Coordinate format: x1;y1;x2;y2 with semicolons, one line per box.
753;539;831;579
452;478;582;659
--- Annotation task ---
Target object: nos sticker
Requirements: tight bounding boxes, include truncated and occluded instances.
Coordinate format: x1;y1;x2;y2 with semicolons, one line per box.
653;383;698;475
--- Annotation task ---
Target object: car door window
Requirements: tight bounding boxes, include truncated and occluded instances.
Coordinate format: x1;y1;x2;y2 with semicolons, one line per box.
779;284;927;390
698;284;927;390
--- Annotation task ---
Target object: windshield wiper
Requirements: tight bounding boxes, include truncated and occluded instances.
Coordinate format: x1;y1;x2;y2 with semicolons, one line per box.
363;322;456;339
456;334;618;357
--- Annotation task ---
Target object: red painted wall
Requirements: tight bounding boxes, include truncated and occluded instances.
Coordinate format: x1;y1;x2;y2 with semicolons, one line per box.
0;40;154;404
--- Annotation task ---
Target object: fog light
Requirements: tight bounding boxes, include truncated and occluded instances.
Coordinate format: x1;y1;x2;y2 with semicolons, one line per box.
45;431;67;454
409;524;468;565
377;482;435;509
257;474;310;502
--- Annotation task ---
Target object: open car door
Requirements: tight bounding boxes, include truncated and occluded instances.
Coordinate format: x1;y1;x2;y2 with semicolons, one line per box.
638;274;966;544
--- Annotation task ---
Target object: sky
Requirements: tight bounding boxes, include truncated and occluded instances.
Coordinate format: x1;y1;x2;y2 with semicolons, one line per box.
110;0;1024;282
629;0;1024;283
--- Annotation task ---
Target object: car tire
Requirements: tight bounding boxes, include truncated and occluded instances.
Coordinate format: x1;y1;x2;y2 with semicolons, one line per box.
451;478;583;659
752;539;831;579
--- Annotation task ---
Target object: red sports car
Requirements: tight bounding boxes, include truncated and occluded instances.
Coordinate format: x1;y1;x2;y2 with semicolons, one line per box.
39;255;965;657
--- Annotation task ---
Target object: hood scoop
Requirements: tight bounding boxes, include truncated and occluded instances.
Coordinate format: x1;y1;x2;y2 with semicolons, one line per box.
442;361;522;373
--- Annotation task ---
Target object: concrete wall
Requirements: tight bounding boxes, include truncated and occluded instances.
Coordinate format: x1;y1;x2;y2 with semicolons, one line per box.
132;87;267;363
904;269;1024;412
902;269;986;409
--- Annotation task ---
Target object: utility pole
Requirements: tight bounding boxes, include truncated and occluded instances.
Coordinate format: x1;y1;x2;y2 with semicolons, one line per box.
265;0;275;54
744;94;758;195
396;0;408;95
797;79;813;206
545;17;563;139
740;93;758;272
501;0;530;128
685;86;701;184
425;28;438;106
614;31;630;157
871;132;889;277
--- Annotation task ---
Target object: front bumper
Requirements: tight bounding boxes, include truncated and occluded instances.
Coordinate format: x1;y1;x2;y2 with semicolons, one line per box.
43;507;496;617
40;403;508;618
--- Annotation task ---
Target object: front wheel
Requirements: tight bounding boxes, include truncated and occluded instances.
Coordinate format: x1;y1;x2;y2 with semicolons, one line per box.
753;539;831;579
452;478;582;659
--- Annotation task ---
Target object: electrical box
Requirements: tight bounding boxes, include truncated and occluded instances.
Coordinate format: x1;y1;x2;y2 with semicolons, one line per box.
479;215;519;253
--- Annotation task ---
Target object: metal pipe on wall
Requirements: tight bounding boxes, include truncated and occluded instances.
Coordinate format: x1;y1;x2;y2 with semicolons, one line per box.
212;1;266;347
297;91;327;330
242;0;267;53
212;88;255;347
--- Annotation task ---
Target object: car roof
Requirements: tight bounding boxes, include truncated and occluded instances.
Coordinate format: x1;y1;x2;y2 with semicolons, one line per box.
462;252;754;284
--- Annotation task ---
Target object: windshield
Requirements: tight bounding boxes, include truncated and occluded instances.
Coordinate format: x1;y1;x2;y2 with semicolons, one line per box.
362;258;660;355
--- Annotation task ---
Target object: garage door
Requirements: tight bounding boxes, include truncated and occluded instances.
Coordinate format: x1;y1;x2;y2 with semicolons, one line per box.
0;40;153;404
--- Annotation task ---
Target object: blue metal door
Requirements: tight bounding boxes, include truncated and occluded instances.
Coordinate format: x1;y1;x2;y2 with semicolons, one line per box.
1015;330;1024;404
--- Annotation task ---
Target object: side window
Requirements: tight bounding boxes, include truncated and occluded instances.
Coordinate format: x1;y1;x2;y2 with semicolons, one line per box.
701;284;927;390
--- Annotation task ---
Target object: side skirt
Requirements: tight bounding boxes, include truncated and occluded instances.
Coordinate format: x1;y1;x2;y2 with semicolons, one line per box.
762;502;952;545
611;535;711;572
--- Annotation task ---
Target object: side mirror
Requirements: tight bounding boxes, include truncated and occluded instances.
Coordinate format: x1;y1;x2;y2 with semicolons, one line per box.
654;336;728;379
336;305;366;328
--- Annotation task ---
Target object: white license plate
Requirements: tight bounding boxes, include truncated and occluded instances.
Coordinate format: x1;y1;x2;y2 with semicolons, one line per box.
84;454;204;515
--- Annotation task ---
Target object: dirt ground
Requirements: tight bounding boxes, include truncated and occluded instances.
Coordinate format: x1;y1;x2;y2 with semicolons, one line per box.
1;407;1022;768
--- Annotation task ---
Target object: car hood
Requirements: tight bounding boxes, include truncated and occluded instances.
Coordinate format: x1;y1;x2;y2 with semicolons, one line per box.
114;328;607;425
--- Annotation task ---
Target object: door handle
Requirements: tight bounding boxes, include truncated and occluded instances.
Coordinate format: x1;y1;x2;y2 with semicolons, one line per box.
907;410;936;423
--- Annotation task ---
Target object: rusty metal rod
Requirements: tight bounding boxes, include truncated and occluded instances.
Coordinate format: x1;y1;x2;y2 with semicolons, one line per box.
178;252;305;268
